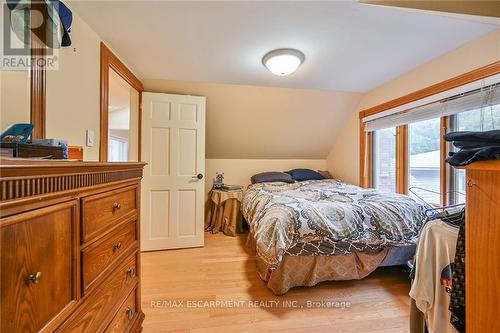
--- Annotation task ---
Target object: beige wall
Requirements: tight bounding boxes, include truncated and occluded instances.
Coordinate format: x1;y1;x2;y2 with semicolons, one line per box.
327;29;500;185
326;110;360;184
0;70;30;132
0;5;138;161
205;158;327;195
143;79;362;159
46;10;102;160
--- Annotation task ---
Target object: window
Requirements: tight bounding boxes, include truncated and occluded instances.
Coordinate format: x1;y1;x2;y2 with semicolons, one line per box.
449;104;500;203
372;127;396;192
408;118;441;205
108;135;129;162
361;72;499;204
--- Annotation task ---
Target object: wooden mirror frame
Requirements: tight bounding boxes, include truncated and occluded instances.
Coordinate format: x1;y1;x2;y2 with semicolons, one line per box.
100;42;144;162
30;33;47;139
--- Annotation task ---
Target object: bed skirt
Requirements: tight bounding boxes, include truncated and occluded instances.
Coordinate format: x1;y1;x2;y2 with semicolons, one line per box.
247;233;416;295
256;249;389;295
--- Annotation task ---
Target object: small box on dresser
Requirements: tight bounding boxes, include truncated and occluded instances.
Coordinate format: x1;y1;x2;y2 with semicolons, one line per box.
0;159;145;333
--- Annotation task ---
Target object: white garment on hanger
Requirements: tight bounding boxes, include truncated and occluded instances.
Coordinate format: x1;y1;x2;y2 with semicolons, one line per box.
409;219;459;333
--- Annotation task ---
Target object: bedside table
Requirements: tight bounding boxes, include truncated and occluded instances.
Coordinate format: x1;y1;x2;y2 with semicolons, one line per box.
205;188;244;236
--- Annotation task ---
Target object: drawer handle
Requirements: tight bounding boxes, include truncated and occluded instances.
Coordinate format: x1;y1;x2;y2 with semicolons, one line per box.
127;267;136;278
125;307;135;320
112;202;122;212
26;271;43;285
113;241;122;252
467;178;476;188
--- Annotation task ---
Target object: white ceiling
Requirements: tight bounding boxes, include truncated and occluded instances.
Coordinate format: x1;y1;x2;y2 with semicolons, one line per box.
70;1;499;93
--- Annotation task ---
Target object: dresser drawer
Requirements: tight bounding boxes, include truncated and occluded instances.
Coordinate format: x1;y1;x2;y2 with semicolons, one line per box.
105;287;138;333
57;252;138;333
0;201;79;333
82;221;137;294
82;186;137;242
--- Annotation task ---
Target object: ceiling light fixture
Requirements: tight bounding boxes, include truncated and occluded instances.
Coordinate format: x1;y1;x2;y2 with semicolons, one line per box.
262;48;305;76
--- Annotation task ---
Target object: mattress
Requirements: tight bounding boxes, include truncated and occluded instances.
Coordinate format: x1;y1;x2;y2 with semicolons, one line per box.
242;179;426;273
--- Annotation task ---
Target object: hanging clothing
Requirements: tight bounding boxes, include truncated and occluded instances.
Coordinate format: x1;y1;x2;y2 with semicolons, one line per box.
447;214;466;333
444;130;500;166
445;130;500;144
410;219;459;333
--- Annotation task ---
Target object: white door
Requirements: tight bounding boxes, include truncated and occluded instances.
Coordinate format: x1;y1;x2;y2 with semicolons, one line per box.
141;92;205;251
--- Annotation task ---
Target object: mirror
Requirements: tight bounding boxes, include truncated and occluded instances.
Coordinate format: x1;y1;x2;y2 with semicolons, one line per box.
0;69;31;133
107;68;139;162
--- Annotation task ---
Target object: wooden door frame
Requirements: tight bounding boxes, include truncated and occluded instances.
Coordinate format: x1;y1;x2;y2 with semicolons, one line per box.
358;61;500;202
100;42;144;162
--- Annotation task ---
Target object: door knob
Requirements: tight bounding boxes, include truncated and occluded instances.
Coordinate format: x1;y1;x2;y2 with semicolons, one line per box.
192;173;203;180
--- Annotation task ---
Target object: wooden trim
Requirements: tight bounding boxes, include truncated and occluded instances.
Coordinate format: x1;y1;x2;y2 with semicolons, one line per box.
30;39;46;139
138;92;143;161
100;43;144;162
102;43;143;93
366;132;372;188
440;117;449;205
359;61;500;119
359;122;366;187
359;122;373;188
0;159;145;177
100;46;109;162
396;125;408;194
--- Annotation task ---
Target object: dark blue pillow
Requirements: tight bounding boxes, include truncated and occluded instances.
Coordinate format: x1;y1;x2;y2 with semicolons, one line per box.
251;172;294;184
286;169;325;181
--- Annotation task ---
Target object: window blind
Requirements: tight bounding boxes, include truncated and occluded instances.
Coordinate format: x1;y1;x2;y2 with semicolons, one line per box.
364;83;500;132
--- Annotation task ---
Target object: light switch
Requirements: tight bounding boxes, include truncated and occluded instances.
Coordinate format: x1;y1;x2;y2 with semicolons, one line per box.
86;130;95;147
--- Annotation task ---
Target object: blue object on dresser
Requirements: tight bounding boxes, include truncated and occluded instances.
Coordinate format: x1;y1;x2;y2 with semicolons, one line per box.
1;123;34;143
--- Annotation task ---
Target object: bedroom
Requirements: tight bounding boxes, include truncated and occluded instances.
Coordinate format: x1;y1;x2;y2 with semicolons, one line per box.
0;1;499;333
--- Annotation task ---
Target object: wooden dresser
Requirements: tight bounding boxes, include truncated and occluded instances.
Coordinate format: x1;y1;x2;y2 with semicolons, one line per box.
0;159;145;333
465;160;500;333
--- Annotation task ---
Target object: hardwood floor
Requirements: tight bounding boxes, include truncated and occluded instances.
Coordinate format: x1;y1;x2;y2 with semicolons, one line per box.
141;233;411;333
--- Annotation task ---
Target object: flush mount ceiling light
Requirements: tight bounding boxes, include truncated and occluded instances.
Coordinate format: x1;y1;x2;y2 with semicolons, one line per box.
262;48;305;76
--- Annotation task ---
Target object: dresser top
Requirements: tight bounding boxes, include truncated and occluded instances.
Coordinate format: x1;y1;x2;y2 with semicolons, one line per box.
0;158;146;178
460;160;500;171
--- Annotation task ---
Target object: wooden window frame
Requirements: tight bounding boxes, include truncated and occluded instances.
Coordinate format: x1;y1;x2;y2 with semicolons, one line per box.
100;42;144;162
359;61;500;202
396;125;408;194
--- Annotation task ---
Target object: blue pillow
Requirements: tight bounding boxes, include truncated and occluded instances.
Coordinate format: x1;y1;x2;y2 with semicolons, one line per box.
286;169;325;181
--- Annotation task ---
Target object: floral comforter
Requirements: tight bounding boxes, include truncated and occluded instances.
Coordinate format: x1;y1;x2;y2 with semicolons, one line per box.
242;180;426;270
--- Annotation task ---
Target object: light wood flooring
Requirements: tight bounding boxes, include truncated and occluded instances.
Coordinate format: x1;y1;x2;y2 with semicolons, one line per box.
141;233;411;333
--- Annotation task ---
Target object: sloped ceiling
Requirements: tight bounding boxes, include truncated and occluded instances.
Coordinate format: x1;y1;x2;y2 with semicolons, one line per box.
67;1;498;159
69;1;498;92
143;79;362;159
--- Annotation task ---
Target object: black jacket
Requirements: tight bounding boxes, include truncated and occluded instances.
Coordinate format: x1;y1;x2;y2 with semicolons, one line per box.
444;130;500;166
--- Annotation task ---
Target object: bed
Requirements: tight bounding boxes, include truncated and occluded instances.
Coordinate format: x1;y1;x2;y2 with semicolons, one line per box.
242;179;426;294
